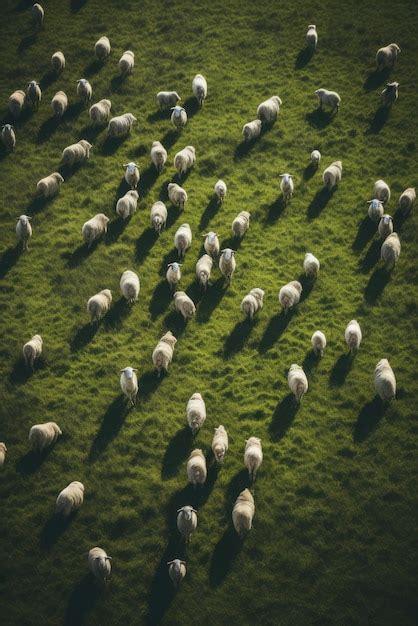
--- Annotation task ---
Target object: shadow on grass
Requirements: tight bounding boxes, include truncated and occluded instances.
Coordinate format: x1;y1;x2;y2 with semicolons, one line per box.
71;0;89;11
18;33;37;53
9;356;46;385
364;267;391;304
163;311;187;338
78;124;105;144
352;216;376;252
269;393;300;441
161;426;193;479
62;241;99;268
145;537;184;626
234;138;258;160
196;277;228;323
64;574;100;626
183;96;200;119
36;116;61;144
0;244;22;279
83;59;104;78
258;310;294;354
147;109;168;123
366;106;390;134
393;207;409;232
305;109;336;129
295;46;314;69
39;69;58;91
149;280;172;319
198;197;220;231
14;0;33;10
88;395;128;462
138;165;159;197
223;318;254;358
353;396;388;442
329;353;353;387
303;162;317;181
298;274;316;302
103;297;131;330
158;247;180;277
101;134;128;156
58;161;84;181
209;527;243;587
302;349;321;375
159;129;179;152
105;216;131;244
135;228;159;264
16;447;55;476
40;514;75;551
363;67;390;92
70;322;99;352
307;187;335;219
264;195;286;224
138;370;165;400
63;101;85;122
360;239;381;273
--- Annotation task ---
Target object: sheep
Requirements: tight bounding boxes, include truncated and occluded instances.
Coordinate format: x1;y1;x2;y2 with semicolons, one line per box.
373;179;391;204
398;188;416;215
123;162;140;189
241;288;264;320
244;437;263;481
107;113;137;138
323;161;342;188
374;359;396;401
176;506;197;542
173;291;196;320
280;174;294;203
279;281;302;313
186;449;207;488
167;560;187;587
29;422;62;452
219;248;236;284
0;443;7;467
174;223;192;257
89;99;112;126
27;81;41;109
381;82;399;108
82;213;109;247
171;105;187;130
214;179;227;204
157;91;181;109
119;50;135;75
95;36;111;61
150;201;168;234
174;146;196;175
306;24;318;49
303;252;320;277
378;214;393;239
51;51;65;74
196;254;213;290
381;232;401;269
203;232;220;259
168;182;188;209
187;393;206;434
56;481;84;517
152;331;177;375
166;262;182;289
116;190;139;219
32;3;44;29
232;211;251;238
192;74;207;106
120;367;138;406
76;79;92;105
1;124;16;150
232;489;255;538
212;426;228;464
87;289;112;322
314;89;340;112
288;364;308;402
120;270;140;303
61;139;92;166
23;334;42;369
376;43;401;70
16;215;32;251
257;96;282;124
151;141;167;173
242;119;262;142
345;319;362;353
367;198;384;222
310;150;321;167
311;331;326;357
8;90;26;119
51;91;68;118
88;547;112;584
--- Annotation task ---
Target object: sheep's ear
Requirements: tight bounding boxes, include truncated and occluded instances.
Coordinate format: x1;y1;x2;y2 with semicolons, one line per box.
191;508;197;513
167;561;173;565
27;216;32;220
366;200;372;204
123;163;128;167
106;556;112;561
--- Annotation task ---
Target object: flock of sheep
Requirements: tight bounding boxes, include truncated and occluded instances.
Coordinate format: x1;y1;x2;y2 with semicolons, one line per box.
0;4;415;591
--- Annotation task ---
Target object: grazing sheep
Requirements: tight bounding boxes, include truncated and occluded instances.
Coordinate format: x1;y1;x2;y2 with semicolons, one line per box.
203;232;220;259
82;213;109;247
303;252;320;277
120;270;140;303
242;119;262;142
306;24;318;49
214;179;227;203
257;96;282;123
1;124;16;150
398;188;416;215
288;364;308;402
280;174;294;203
29;422;62;452
381;82;399;108
76;79;92;105
196;254;213;290
95;36;111;61
107;113;137;138
89;99;112;126
187;393;206;434
16;215;32;251
150;201;168;234
88;547;112;584
56;481;84;517
345;319;362;353
32;3;44;29
168;183;188;209
51;91;68;118
212;426;228;464
374;359;396;401
176;506;197;542
171;105;187;130
186;449;207;487
381;232;401;269
87;289;112;322
152;331;177;375
279;281;302;313
157;91;181;109
27;81;41;109
119;50;135;75
232;489;255;538
192;74;207;106
174;146;196;175
120;367;138;406
367;198;384;222
241;288;264;320
174;291;196;320
123;162;140;189
311;330;326;356
219;248;236;284
244;437;263;481
310;150;321;166
151;141;167;173
51;51;65;74
36;173;64;198
166;262;182;289
0;443;7;467
116;190;139;219
61;139;92;166
174;223;192;257
373;179;391;204
323;160;342;188
314;89;341;112
23;334;42;369
232;211;251;238
378;214;393;239
376;43;401;70
167;560;186;587
8;90;26;119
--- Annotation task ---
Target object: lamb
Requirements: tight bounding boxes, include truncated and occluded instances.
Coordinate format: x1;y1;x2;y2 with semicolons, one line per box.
166;262;182;289
310;149;321;166
171;105;187;130
151;141;167;173
119;50;135;75
61;139;92;166
23;334;42;369
381;82;399;108
323;161;342;188
16;215;32;251
306;24;318;49
95;36;111;61
288;364;308;402
167;560;187;587
314;89;341;112
242;119;262;142
82;213;109;247
152;331;177;375
51;51;65;74
257;96;282;123
212;426;228;463
0;443;7;467
107;113;137;138
120;367;138;406
311;331;327;356
116;190;139;219
279;281;302;313
32;3;44;29
88;547;112;584
87;289;112;322
244;437;263;481
186;449;207;487
174;223;192;257
196;254;213;290
156;91;181;109
27;81;41;109
1;124;16;150
51;91;68;118
232;211;251;237
303;252;320;277
192;74;207;106
176;506;197;542
186;393;206;434
173;291;196;320
232;489;255;538
168;183;188;209
174;146;196;175
381;232;401;269
150;201;167;234
241;288;264;320
123;162;140;189
367;198;384;222
56;481;84;517
120;270;140;303
374;359;396;401
345;319;362;353
8;90;26;119
376;43;401;70
203;232;220;258
89;99;112;126
214;179;227;203
76;79;92;105
374;179;391;204
29;422;62;452
398;188;416;215
219;248;236;284
280;174;294;203
378;214;393;239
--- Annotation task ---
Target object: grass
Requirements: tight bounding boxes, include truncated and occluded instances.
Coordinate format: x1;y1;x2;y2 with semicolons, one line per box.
0;0;417;624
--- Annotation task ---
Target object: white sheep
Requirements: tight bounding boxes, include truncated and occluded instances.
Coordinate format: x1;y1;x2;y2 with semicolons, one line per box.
203;232;220;258
310;149;321;167
151;141;167;173
345;319;362;353
174;223;192;257
152;331;177;375
176;506;197;542
1;124;16;150
116;190;139;219
120;367;138;406
87;289;112;322
88;547;112;584
314;89;341;112
311;331;326;356
16;215;32;251
51;51;65;74
27;81;41;109
378;214;393;239
381;232;401;269
8;90;26;119
186;449;207;487
120;270;140;303
89;99;112;126
168;183;188;209
219;248;236;284
232;211;250;238
398;188;416;215
76;79;92;105
187;393;206;435
232;489;255;538
214;180;227;204
56;481;84;517
323;160;342;188
367;198;384;222
192;74;207;106
82;213;109;247
381;82;399;108
150;201;168;234
171;105;187;130
280;174;294;202
212;426;228;464
303;252;320;277
0;443;7;467
241;288;264;320
51;91;68;118
174;291;196;320
196;254;213;290
288;364;308;402
123;162;140;189
257;96;282;124
23;334;42;370
107;113;137;138
119;50;134;75
156;91;181;109
306;24;318;49
167;560;186;587
174;146;196;175
29;422;62;452
242;119;262;142
166;262;182;289
279;280;302;313
373;179;391;204
95;36;111;61
376;43;401;70
374;359;396;401
32;3;44;29
61;139;92;166
244;437;263;481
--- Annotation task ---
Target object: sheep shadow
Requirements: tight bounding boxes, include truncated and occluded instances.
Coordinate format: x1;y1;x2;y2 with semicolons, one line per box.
366;106;390;134
298;274;316;302
329;353;353;387
36;116;61;144
223;318;254;358
138;370;165;401
39;70;58;91
196;277;228;323
158;178;171;202
195;462;219;508
131;143;148;158
302;349;321;376
138;165;159;197
9;356;46;385
264;195;286;225
70;0;89;11
77;124;105;144
183;96;200;119
295;46;315;69
305;109;335;129
58;161;84;181
40;513;75;551
234;138;258;160
17;33;37;53
103;297;131;330
16;447;55;476
14;0;33;11
163;310;187;338
64;574;100;626
101;135;127;156
88;395;128;463
70;321;99;352
15;107;35;128
363;68;390;92
352;216;376;252
269;393;300;441
198;197;220;231
393;207;409;232
62;241;99;268
307;187;336;219
360;239;382;273
0;244;22;279
173;169;192;186
147;109;168;123
26;194;54;215
258;310;294;354
158;247;180;277
135;228;159;264
353;396;388;442
145;538;183;626
149;280;172;320
166;205;182;229
303;162;317;181
209;526;243;588
83;59;103;78
225;470;251;509
105;216;131;244
160;129;179;151
0;145;10;161
364;267;391;304
161;426;193;480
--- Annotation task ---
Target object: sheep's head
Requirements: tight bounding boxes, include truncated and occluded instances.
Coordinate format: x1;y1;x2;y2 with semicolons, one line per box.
2;124;13;132
17;214;31;225
120;366;137;379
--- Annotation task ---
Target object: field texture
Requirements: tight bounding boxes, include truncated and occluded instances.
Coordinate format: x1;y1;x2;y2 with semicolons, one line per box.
0;0;417;624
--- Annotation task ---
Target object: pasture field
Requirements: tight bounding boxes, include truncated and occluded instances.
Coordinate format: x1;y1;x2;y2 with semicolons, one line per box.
0;0;417;624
